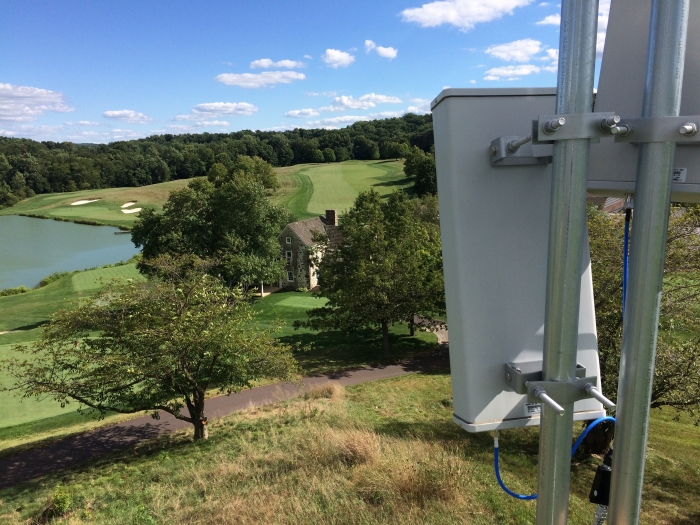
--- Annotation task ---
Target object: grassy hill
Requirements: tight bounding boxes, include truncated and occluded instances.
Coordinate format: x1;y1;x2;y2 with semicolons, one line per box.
0;160;411;227
0;179;192;228
0;270;435;444
1;371;698;524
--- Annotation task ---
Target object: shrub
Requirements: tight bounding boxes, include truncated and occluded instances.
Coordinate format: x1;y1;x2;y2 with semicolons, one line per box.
0;286;29;297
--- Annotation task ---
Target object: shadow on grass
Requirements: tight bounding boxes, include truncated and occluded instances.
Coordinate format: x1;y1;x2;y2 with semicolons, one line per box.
280;329;439;376
371;177;413;188
9;320;49;331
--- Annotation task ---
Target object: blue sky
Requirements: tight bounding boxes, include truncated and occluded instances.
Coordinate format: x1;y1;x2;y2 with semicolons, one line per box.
0;0;609;143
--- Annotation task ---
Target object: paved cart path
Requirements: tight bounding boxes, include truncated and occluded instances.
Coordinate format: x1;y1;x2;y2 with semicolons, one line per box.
0;348;449;489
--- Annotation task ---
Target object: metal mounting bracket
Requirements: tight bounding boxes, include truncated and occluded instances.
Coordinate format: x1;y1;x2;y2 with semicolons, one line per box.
489;135;553;166
504;360;586;395
534;111;618;143
526;376;599;406
613;116;700;143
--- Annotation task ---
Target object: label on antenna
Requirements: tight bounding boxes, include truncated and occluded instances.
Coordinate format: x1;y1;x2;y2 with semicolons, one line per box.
525;403;542;417
673;168;687;183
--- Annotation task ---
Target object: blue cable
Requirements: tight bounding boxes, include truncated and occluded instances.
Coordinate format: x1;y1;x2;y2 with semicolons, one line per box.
494;416;616;500
623;208;632;317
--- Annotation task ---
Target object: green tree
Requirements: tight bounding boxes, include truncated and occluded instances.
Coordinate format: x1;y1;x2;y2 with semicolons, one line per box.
311;149;325;164
589;204;700;412
131;177;291;288
404;146;437;196
352;136;380;160
2;256;299;440
322;148;336;163
296;191;444;360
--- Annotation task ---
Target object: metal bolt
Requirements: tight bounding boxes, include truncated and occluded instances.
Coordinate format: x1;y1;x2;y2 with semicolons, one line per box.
506;372;512;382
490;145;497;156
679;122;698;136
601;115;621;132
610;124;631;136
543;117;566;134
507;134;532;153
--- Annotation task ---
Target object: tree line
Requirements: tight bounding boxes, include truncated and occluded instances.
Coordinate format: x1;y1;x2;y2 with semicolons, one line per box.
0;113;434;209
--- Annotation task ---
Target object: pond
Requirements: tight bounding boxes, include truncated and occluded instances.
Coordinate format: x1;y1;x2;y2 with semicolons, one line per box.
0;216;140;289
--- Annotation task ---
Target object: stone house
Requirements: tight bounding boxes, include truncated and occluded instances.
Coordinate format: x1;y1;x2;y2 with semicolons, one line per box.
278;210;342;289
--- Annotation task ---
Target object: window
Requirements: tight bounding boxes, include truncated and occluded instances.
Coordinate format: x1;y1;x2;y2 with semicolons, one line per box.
285;237;292;244
286;251;292;263
287;271;294;282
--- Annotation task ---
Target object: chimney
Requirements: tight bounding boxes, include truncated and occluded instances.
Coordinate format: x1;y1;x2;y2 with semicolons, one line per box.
325;209;338;226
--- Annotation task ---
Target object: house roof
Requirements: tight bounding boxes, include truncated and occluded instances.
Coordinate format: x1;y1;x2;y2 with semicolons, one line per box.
284;216;341;248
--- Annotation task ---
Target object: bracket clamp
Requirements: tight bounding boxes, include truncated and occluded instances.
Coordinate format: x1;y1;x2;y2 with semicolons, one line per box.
613;116;700;143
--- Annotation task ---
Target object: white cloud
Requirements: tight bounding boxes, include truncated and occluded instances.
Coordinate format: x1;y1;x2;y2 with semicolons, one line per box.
536;13;560;25
308;115;371;126
103;110;153;124
304;54;313;60
285;108;320;118
539;2;550;5
322;49;355;68
190;102;257;117
359;93;402;104
535;0;610;58
486;39;542;62
406;99;431;114
250;58;305;69
215;71;305;88
65;120;100;126
306;91;337;97
470;79;477;84
376;46;398;59
0;83;74;122
484;64;541;80
401;0;534;31
320;93;402;112
365;40;399;59
597;0;610;58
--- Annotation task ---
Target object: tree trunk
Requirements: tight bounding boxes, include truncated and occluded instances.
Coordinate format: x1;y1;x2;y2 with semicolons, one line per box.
382;320;390;361
409;316;415;336
193;418;205;440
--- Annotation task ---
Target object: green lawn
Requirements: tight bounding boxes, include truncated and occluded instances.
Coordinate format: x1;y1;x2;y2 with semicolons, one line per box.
0;372;697;524
1;160;412;227
0;179;191;228
0;277;436;447
252;290;437;376
0;264;144;429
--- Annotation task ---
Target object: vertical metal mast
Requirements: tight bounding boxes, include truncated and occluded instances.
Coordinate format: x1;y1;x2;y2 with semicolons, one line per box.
609;2;689;524
536;1;599;524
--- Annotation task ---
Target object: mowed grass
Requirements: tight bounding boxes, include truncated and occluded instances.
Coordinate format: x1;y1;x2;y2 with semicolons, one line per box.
0;179;191;228
0;264;144;430
252;290;438;376
0;372;697;524
0;278;437;452
0;160;411;226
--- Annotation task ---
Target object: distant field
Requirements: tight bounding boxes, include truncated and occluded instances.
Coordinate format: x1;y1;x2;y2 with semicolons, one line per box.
0;160;410;226
0;179;191;228
0;264;144;429
275;160;411;220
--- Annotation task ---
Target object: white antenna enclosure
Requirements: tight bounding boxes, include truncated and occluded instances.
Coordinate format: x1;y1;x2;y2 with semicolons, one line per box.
588;0;700;202
431;88;605;432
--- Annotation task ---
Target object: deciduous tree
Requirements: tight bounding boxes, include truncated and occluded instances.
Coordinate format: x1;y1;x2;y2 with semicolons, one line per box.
296;191;444;360
2;256;299;440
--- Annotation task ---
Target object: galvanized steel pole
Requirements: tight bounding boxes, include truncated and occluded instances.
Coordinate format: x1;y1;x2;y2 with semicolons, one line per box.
608;2;689;524
535;1;599;524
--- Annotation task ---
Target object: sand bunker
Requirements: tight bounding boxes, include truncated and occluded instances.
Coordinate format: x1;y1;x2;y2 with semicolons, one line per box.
121;207;142;214
71;199;101;206
121;201;137;208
